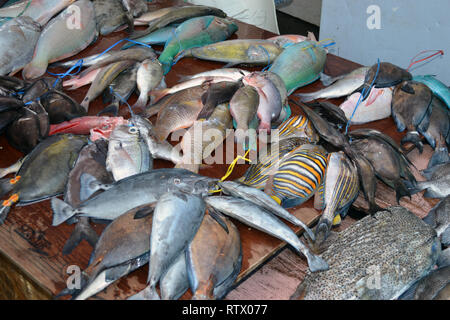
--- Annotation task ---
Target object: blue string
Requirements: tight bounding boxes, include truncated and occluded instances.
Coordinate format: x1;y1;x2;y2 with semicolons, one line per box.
344;59;380;136
110;87;135;117
258;45;272;71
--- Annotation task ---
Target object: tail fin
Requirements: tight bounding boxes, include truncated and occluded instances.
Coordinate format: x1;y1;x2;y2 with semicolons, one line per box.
0;178;13;198
428;146;450;169
132;93;149;110
149;88;169;104
394;180;411;203
305;251;329;272
97;103;119;117
401;131;423;153
295;92;318;103
320;72;336;86
127;285;160;300
51;198;77;226
0;205;11;225
62;218;98;255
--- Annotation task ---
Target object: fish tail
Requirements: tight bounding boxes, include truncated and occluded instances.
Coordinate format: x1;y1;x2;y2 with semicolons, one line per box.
0;178;14;198
51;198;77;226
97;102;119;117
133;93;149;110
149;88;168;105
62;218;99;256
0;205;11;225
295;92;318;103
401;131;423;153
319;72;335;86
127;285;160;300
394;180;411;203
314;217;332;246
305;251;329;272
428;146;450;170
80;97;90;112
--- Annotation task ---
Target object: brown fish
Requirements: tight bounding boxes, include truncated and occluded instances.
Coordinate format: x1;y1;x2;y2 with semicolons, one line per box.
364;61;412;89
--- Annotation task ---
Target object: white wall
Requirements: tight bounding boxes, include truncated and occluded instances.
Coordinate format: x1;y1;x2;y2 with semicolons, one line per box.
320;0;450;84
279;0;323;26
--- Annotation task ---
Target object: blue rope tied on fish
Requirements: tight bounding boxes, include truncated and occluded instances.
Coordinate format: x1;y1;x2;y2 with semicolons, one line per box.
109;87;135;117
344;58;380;137
259;45;272;71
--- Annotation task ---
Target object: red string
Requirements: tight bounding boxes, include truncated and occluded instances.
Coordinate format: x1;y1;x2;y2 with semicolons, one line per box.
406;50;444;71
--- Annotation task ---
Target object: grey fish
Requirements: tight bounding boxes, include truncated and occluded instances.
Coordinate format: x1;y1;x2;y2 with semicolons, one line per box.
297;67;369;102
230;85;259;144
93;0;133;36
413;266;450;300
74;204;153;300
160;252;189;300
0;16;41;76
423;196;450;245
405;162;450;199
121;0;148;17
51;168;216;225
81;60;136;111
187;214;242;300
40;89;87;124
205;196;328;272
133;58;164;109
130;191;206;300
21;77;63;103
106;123;152;181
130;115;183;164
364;62;412;89
22;0;98;80
0;134;88;223
291;207;441;300
62;139;113;255
218;180;315;240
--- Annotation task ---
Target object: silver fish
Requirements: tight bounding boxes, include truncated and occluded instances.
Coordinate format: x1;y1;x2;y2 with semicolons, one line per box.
133;58;164;109
160;252;189;300
406;162;450;199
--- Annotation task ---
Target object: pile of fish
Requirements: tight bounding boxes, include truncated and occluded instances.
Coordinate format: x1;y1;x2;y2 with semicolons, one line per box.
0;1;449;301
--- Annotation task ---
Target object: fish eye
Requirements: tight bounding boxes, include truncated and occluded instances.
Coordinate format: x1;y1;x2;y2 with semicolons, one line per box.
102;124;111;130
173;178;181;185
128;127;138;134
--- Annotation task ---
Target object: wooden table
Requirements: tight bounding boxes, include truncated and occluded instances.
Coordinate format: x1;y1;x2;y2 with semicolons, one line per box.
0;0;438;300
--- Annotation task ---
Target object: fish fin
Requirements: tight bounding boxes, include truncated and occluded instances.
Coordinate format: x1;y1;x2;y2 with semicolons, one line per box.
97;103;119;117
62;219;99;255
400;82;415;94
441;228;450;246
423;189;442;199
290;282;308;300
51;198;77;226
0;178;13;198
105;264;130;282
79;173;111;202
222;62;239;69
132;93;149;110
157;77;167;90
295;92;317;103
149;89;168;104
428;147;450;169
401;131;423;153
0;205;11;225
332;214;341;226
421;166;438;180
208;208;229;234
314;220;332;246
319;72;336;86
394;180;411;203
125;10;134;34
22;61;48;80
402;180;421;197
133;206;154;220
128;285;160;300
305;251;329;272
55;273;88;299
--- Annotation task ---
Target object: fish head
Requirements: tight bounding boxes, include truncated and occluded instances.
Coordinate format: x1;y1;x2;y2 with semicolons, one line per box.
109;124;141;142
169;175;219;196
212;17;238;36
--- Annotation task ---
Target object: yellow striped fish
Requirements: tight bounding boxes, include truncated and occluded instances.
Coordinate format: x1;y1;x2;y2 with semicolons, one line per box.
238;137;308;189
267;145;328;208
276;115;320;143
315;152;359;243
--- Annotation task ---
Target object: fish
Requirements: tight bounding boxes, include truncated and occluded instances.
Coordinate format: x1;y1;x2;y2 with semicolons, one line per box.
291;206;441;300
314;152;359;244
150;76;234;104
0;16;41;76
339;86;392;124
269;40;327;94
218;180;315;239
267;34;308;48
180;68;249;82
0;96;24;129
0;0;75;26
351;136;415;203
305;101;348;129
159;251;189;300
131;5;227;39
351;152;380;214
39;89;87;124
197;81;242;119
21;77;62;103
22;0;98;80
63;68;104;91
5;101;49;154
0;157;26;179
93;0;133;36
152;85;209;142
158;16;238;74
0;108;24;134
405;162;450;199
77;46;157;80
74;204;153;300
296;67;369;102
106;123;153;181
392;81;434;150
133;58;164;109
139;191;206;300
230;85;259;144
413;75;450;110
100;63;139;116
0;134;88;223
51;168;216;225
130;115;183;164
364;61;412;89
121;26;176;49
411;266;450;300
121;0;148;17
176;103;233;173
238;137;309;189
437;248;450;269
276;115;319;143
62;140;113;255
0;75;28;95
80;60;136;111
423;196;450;246
181;39;283;67
133;7;172;26
265;145;328;210
49;116;128;137
242;72;282;132
205;196;328;272
416;97;450;169
187;213;242;300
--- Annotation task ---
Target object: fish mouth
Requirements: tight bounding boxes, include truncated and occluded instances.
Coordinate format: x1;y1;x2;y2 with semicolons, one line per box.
314;220;332;245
